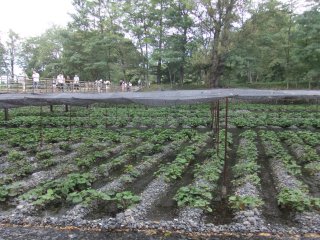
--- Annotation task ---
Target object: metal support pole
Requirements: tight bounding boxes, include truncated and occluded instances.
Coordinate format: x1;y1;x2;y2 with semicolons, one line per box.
217;100;220;156
211;103;215;130
69;105;72;142
50;105;53;112
65;104;69;112
105;105;108;128
4;108;9;121
222;97;229;196
39;106;44;148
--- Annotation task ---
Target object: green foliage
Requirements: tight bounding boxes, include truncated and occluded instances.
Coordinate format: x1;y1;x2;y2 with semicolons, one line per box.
277;187;318;212
156;146;196;181
7;150;25;162
0;186;9;202
260;130;302;176
36;150;53;160
229;195;263;210
59;143;72;152
66;189;139;209
114;191;140;209
20;173;95;206
174;184;213;212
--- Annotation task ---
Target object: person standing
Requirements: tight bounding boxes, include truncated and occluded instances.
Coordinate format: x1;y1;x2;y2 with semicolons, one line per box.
73;74;80;91
20;72;28;92
32;70;40;90
57;74;65;92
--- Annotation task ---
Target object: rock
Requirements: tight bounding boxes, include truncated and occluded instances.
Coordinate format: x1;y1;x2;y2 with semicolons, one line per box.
244;211;254;217
243;221;251;226
248;217;257;226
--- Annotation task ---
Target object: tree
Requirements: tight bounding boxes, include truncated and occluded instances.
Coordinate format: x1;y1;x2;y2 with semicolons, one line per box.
293;5;320;88
5;30;20;80
197;0;239;87
0;37;6;75
20;27;65;78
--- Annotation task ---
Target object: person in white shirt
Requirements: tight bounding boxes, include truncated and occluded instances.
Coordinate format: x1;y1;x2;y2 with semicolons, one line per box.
32;70;40;89
57;74;65;91
73;74;80;91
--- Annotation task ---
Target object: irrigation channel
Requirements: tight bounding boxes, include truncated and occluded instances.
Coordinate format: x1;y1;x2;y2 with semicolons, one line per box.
0;99;319;239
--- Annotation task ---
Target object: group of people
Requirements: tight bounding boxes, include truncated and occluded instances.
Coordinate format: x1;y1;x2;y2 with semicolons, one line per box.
95;79;111;93
54;74;80;92
120;80;132;92
18;71;138;93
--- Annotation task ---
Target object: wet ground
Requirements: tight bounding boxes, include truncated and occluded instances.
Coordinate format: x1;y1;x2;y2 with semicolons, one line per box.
1;224;317;240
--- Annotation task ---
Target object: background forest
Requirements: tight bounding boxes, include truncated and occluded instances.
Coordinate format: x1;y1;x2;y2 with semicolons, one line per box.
0;0;319;89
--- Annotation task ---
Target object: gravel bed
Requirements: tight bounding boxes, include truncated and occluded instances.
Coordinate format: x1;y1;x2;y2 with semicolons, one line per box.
261;142;320;233
56;141;140;220
1;134;319;235
230;138;266;231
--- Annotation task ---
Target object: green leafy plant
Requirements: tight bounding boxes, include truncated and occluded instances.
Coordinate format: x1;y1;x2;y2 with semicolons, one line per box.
59;143;72;152
277;187;316;212
174;184;213;212
114;191;140;209
229;195;263;210
36;150;53;160
0;186;9;202
7;150;25;162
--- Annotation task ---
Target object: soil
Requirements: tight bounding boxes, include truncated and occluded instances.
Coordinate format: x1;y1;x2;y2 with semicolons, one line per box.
256;134;297;227
145;145;210;221
204;128;240;225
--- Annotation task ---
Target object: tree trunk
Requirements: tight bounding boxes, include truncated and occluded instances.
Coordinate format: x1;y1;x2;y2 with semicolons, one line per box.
208;0;237;88
156;0;164;84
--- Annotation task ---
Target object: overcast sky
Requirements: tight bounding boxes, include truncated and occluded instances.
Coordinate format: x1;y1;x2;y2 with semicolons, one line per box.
0;0;73;38
0;0;313;39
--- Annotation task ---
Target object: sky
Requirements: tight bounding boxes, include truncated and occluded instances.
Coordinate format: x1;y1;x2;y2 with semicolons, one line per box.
0;0;313;39
0;0;74;38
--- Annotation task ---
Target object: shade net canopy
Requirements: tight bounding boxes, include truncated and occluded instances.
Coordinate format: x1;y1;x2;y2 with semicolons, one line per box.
0;89;320;108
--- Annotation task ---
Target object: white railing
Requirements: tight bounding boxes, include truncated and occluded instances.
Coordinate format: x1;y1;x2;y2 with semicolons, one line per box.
0;79;139;93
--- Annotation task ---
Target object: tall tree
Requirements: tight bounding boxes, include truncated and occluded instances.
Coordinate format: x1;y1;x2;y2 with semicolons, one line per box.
293;4;320;88
5;30;20;80
198;0;239;87
0;36;6;75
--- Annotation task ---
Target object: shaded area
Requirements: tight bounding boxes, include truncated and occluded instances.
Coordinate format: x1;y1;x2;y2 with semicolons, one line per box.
1;89;320;109
256;135;296;227
146;146;210;221
0;225;316;240
204;129;239;225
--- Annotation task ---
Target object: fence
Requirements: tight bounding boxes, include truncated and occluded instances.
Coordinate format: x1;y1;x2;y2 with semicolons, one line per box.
0;78;139;93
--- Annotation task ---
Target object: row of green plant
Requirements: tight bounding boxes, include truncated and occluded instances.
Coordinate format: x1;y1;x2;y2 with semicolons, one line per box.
0;128;193;200
155;133;209;182
297;131;320;147
229;130;264;210
2;102;319;129
6;103;318;121
174;130;232;212
6;104;210;119
229;102;319;112
17;173;140;210
278;131;320;175
259;130;301;176
230;112;320;128
259;130;320;212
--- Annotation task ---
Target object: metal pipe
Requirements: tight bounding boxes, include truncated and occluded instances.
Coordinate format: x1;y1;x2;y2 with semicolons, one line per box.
69;105;72;142
4;108;9;121
217;100;220;156
40;106;43;147
222;97;229;196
